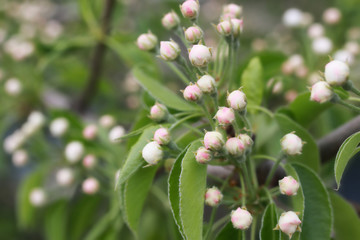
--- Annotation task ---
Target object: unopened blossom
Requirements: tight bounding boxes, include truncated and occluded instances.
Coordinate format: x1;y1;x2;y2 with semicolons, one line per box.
310;81;333;103
184;25;203;43
195;147;212;164
205;187;223;207
189;44;212;67
324;60;350;86
4;78;22;96
275;211;302;238
154;128;171;145
83;154;97;169
239;134;253;149
183;84;203;101
142;141;163;165
231;18;243;36
215;107;235;125
312;37;333;55
99;115;115;128
225;137;245;156
82;177;99;195
307;23;324;39
150;103;167;122
345;41;360;55
323;8;341;25
50;117;69;137
161;11;180;30
334;50;354;65
160;41;180;61
282;8;304;28
12;149;28;167
197;75;216;93
227;90;247;111
27;111;45;130
83;124;98;140
136;32;158;51
223;3;242;18
29;188;47;207
109;126;125;142
217;20;232;36
56;168;74;186
180;0;199;19
281;133;304;155
65;141;84;163
279;176;300;196
231;207;253;230
204;131;225;151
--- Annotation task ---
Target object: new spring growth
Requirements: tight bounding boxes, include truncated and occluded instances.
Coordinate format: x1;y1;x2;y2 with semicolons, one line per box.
82;177;100;195
184;25;203;43
231;207;253;230
161;11;180;30
195;147;212;164
136;31;158;51
150;103;168;122
281;132;304;155
310;81;333;103
225;137;245;156
215;107;235;125
142;141;164;165
204;131;225;151
183;83;203;101
65;141;84;163
160;40;181;61
180;0;199;20
196;75;216;94
189;44;212;67
205;186;223;207
274;211;302;239
279;176;300;196
154;127;171;145
324;60;350;86
227;89;247;111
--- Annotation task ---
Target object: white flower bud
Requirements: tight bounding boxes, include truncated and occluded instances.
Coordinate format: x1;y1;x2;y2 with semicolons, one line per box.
239;134;253;149
150;103;167;122
231;18;243;36
215;107;235;125
83;154;97;169
136;32;157;51
227;90;247;111
185;25;203;43
310;81;333;103
12;149;28;167
312;37;333;55
183;84;203;101
324;60;350;86
83;124;98;140
334;50;354;65
225;137;245;156
29;188;47;207
345;41;360;55
195;147;212;164
99;114;115;128
323;8;341;25
27;111;45;130
161;11;180;30
283;8;303;28
56;168;74;186
109;126;125;142
205;186;223;207
307;23;324;39
4;78;22;96
160;41;180;61
189;44;212;67
154;128;171;145
180;0;199;19
279;176;300;196
217;20;232;36
223;4;242;18
50;117;69;137
231;207;253;230
281;133;304;155
142;141;163;165
82;177;99;195
276;211;302;238
65;141;84;163
204;131;225;151
196;75;216;93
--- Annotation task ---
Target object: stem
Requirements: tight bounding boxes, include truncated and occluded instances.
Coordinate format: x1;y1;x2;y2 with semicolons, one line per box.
165;61;190;84
239;172;246;206
240;162;255;199
264;155;283;187
169;113;202;131
239;113;252;131
248;157;258;189
252;154;278;163
204;207;218;240
250;215;257;240
345;81;360;97
337;98;360;113
210;215;230;233
246;105;274;118
201;104;215;129
348;97;360;102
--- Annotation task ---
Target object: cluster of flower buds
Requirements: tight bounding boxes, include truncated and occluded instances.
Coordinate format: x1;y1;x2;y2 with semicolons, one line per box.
281;132;304;155
216;3;243;38
182;74;217;102
274;211;302;238
204;186;223;207
142;127;171;165
231;207;253;230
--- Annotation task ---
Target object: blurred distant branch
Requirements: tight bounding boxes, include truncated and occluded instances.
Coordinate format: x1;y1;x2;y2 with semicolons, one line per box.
74;0;116;113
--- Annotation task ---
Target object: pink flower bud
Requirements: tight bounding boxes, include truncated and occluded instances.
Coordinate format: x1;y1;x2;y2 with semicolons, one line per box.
307;23;324;39
223;4;242;18
65;141;84;163
231;18;243;36
215;107;235;125
196;75;216;93
276;211;301;238
142;141;163;165
99;114;115;128
217;21;232;36
136;32;158;51
83;154;97;169
225;137;245;156
29;188;47;207
83;124;97;140
195;147;212;164
231;207;253;230
310;81;333;103
279;176;300;196
323;8;341;25
205;186;223;206
150;103;167;121
154;128;171;145
56;168;74;186
183;84;203;101
324;60;350;86
12;149;28;167
281;133;303;155
189;44;212;67
185;25;203;43
161;11;180;30
227;90;247;111
239;134;253;149
160;41;180;61
204;131;225;151
82;177;99;195
220;13;237;21
180;0;199;19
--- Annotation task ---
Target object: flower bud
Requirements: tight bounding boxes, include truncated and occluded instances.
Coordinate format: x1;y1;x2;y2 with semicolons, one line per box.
282;8;304;28
185;25;203;43
323;8;341;25
204;131;225;151
56;168;74;186
231;18;243;36
231;207;253;230
162;11;180;30
136;32;158;51
142;141;163;165
29;188;47;207
279;176;300;196
275;211;301;238
160;40;180;61
334;50;354;65
225;137;245;156
205;186;223;207
216;20;232;36
5;78;22;96
215;107;235;125
189;44;212;67
83;124;98;140
180;0;199;19
65;141;84;163
99;114;115;128
223;4;242;18
281;133;303;155
183;84;203;101
109;125;125;142
312;37;333;55
310;81;333;103
83;154;97;169
82;177;99;195
50;117;69;137
307;23;324;39
150;103;167;122
12;149;28;167
345;41;360;55
195;147;212;164
324;60;350;86
196;75;216;93
239;134;253;149
154;128;171;145
227;90;247;111
28;111;45;130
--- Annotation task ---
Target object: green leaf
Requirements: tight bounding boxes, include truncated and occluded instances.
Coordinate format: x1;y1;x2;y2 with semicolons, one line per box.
179;141;207;240
329;191;360;240
215;221;240;240
275;113;320;172
133;66;198;112
260;203;279;240
334;131;360;189
44;201;68;240
123;165;159;237
292;163;332;240
241;57;263;109
117;125;159;187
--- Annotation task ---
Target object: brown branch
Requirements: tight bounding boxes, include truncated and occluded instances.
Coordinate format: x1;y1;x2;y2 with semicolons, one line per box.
74;0;116;113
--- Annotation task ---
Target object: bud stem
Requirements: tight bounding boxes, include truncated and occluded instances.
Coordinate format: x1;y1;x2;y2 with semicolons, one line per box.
343;80;360;97
165;61;190;84
264;154;284;187
333;94;360;113
201;104;215;129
